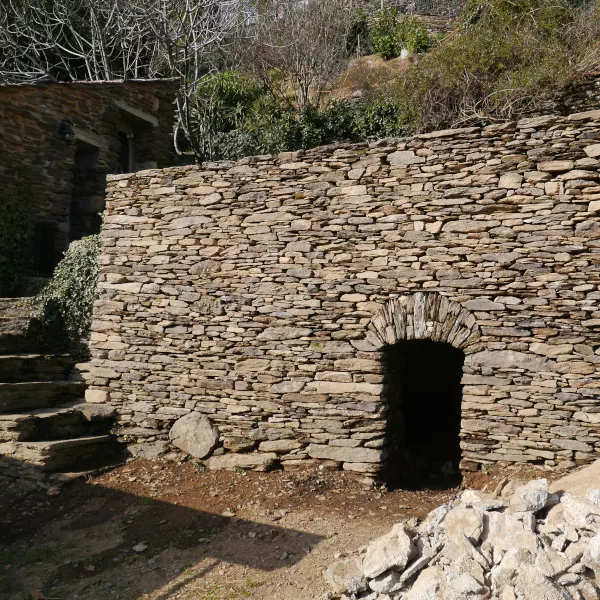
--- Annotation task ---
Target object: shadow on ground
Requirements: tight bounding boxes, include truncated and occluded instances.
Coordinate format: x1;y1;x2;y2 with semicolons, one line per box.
0;457;324;600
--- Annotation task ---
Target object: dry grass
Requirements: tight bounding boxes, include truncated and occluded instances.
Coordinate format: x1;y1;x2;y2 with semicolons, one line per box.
330;53;413;101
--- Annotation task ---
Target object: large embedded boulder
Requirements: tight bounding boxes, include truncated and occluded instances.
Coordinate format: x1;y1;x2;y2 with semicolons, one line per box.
168;412;219;459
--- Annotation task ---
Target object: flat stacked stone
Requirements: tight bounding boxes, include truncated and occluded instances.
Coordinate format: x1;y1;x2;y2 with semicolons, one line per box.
86;109;600;475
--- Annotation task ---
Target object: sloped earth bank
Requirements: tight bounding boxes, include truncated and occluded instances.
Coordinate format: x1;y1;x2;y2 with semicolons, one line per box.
325;461;600;600
0;460;564;600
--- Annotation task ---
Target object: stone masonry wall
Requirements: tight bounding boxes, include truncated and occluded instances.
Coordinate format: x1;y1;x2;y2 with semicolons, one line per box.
356;0;464;18
88;110;600;476
0;79;177;268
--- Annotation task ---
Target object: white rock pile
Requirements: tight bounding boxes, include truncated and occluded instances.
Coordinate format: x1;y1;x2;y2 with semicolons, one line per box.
324;477;600;600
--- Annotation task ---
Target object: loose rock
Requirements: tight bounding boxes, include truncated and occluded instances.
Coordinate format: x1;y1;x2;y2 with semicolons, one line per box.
324;469;600;600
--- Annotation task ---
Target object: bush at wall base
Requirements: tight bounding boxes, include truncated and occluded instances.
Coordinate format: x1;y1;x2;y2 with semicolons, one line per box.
28;235;100;346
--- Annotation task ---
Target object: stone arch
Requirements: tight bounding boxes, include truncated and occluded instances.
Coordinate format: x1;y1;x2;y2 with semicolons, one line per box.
366;292;482;486
365;292;481;352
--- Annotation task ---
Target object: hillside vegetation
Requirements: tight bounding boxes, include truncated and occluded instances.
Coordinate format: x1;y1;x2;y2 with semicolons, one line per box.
2;0;600;160
200;0;600;160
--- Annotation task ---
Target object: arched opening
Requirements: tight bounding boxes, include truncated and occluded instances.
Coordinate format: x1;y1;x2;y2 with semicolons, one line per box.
382;339;465;490
366;293;480;489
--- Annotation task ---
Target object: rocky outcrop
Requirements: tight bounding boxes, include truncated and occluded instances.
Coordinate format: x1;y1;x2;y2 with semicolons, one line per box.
325;466;600;599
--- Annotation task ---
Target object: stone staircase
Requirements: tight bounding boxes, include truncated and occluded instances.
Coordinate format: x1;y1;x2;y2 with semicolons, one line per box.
0;298;33;353
0;298;120;489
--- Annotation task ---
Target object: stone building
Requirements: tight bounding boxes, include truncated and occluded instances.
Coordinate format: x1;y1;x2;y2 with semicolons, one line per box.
347;0;466;28
0;79;177;274
382;0;464;17
87;110;600;485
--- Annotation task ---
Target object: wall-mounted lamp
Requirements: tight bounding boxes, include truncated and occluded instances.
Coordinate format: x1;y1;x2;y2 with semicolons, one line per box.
58;120;75;142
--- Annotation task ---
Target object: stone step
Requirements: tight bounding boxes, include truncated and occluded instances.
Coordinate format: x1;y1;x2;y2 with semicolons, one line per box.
0;435;116;472
0;381;86;413
0;458;126;494
0;299;31;341
0;315;30;334
0;353;75;383
0;298;58;354
0;402;116;442
0;315;34;353
0;298;30;319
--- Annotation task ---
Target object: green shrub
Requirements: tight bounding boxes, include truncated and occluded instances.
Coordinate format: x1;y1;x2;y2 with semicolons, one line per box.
394;0;578;130
397;15;431;54
370;7;403;59
0;185;32;296
195;71;265;132
352;92;411;139
212;92;411;159
29;235;100;342
370;9;431;59
191;71;266;160
463;0;574;36
346;8;371;56
213;128;260;161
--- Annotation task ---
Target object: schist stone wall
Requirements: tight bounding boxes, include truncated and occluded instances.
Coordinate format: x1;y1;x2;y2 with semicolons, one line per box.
0;79;177;271
355;0;465;18
87;110;600;476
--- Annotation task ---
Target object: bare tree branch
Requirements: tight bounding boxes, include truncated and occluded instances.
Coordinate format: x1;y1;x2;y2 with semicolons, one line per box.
240;0;352;110
0;0;244;159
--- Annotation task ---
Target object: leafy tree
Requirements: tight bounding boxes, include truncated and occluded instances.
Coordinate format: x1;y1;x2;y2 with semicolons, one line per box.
369;7;403;59
369;8;430;59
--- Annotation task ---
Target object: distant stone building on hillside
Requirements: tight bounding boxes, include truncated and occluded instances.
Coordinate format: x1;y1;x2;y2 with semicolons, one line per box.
0;79;178;274
353;0;465;17
388;0;464;17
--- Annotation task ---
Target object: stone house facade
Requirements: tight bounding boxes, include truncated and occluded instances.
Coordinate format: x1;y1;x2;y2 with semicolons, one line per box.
87;110;600;482
0;79;177;274
384;0;464;17
352;0;464;17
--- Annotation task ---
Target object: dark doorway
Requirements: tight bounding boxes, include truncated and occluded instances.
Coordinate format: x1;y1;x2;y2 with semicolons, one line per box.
118;131;132;173
32;222;59;276
382;340;465;489
70;141;104;243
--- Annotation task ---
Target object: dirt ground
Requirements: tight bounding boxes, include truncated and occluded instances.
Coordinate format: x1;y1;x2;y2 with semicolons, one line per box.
0;459;563;600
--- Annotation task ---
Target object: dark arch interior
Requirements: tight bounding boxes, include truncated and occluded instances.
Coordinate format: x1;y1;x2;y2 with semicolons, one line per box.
382;339;465;490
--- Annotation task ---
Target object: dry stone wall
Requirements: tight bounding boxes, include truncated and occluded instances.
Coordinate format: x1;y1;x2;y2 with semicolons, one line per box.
88;110;600;476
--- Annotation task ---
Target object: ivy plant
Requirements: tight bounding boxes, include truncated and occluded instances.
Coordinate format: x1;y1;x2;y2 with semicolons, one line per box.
29;235;100;342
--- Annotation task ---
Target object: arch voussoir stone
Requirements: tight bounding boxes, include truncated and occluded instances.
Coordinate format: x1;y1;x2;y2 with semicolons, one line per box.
367;292;481;351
